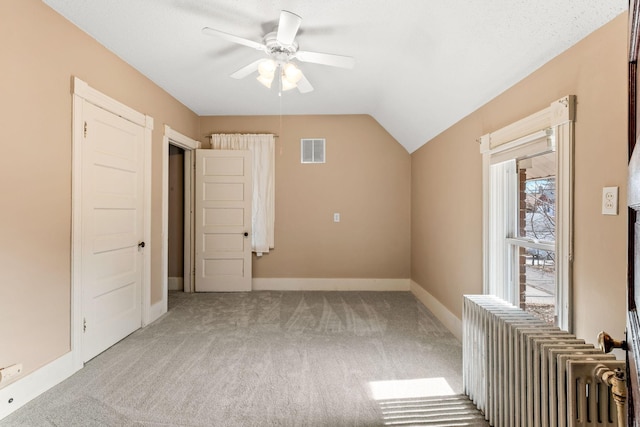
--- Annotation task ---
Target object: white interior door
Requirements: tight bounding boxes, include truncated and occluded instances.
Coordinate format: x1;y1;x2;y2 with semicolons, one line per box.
195;149;252;292
82;101;144;362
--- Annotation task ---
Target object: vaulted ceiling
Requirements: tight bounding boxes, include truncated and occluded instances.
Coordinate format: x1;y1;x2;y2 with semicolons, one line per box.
43;0;626;152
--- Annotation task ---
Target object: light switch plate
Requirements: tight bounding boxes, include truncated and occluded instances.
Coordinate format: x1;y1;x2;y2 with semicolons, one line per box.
602;186;618;215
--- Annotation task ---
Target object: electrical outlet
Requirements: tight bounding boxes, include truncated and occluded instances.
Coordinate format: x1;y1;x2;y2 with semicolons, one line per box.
333;213;340;222
602;187;618;215
0;364;23;384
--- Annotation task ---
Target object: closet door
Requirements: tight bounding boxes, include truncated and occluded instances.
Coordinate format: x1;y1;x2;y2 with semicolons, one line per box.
82;100;144;362
194;149;252;292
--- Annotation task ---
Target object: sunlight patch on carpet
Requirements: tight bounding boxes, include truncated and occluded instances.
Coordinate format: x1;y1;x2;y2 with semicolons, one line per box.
368;377;455;400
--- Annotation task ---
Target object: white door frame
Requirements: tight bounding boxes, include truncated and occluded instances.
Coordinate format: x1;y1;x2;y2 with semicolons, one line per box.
162;125;200;300
71;77;153;370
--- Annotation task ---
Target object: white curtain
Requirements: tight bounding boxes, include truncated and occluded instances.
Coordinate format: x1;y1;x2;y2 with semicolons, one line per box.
210;134;275;255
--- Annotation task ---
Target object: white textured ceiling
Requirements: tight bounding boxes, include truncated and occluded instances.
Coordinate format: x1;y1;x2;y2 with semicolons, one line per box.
43;0;626;153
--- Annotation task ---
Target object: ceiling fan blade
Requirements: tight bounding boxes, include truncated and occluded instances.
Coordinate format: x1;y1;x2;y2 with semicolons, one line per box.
296;73;314;93
230;59;264;79
202;27;265;51
295;50;355;69
276;10;302;46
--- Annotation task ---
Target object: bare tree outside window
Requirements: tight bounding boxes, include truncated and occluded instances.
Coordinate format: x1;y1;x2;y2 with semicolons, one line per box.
517;152;556;325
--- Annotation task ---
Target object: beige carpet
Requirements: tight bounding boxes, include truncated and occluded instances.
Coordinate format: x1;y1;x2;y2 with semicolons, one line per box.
2;291;488;426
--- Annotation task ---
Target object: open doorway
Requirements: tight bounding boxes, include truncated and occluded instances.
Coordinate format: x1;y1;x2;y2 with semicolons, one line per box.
168;144;185;291
162;125;200;304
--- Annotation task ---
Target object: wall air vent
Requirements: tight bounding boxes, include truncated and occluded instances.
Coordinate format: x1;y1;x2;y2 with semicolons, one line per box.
301;138;325;163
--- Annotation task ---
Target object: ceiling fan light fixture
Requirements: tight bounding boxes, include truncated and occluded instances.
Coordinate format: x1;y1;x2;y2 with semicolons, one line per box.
258;59;276;77
280;75;297;91
257;74;274;88
283;62;302;83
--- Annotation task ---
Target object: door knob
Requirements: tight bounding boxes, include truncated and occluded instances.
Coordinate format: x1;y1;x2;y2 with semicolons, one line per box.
597;331;627;353
243;232;249;237
138;241;145;248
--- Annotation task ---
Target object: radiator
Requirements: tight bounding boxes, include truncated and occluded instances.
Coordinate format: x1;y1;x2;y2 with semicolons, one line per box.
463;295;624;427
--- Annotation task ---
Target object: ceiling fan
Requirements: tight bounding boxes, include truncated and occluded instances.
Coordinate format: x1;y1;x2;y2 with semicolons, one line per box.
202;10;355;94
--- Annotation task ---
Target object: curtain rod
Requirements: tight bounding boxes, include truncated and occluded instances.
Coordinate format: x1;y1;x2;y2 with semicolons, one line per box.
208;133;279;138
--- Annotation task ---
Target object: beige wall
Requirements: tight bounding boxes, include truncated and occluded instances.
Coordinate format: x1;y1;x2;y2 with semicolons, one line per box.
199;115;412;279
0;0;199;386
411;13;628;344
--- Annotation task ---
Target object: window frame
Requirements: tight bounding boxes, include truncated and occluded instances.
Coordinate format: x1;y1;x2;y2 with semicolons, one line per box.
480;95;575;331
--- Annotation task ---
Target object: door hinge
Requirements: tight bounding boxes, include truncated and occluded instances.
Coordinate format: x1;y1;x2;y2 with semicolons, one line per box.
83;317;87;333
83;121;87;138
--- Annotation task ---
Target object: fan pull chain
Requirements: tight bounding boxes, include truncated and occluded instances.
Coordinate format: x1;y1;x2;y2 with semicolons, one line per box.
279;80;284;156
278;63;283;97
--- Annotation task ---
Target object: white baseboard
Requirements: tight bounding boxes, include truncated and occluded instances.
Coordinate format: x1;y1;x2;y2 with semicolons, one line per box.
168;277;183;291
147;299;166;325
252;278;410;292
0;351;78;420
410;280;462;341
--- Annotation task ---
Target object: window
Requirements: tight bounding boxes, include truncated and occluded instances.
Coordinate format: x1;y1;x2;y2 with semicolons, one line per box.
481;96;574;330
508;151;557;324
515;153;557;323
